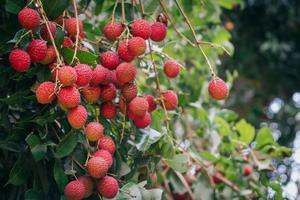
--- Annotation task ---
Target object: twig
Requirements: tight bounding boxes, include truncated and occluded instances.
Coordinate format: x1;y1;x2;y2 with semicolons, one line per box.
121;0;126;24
174;170;196;200
14;30;32;48
111;0;119;22
71;0;80;64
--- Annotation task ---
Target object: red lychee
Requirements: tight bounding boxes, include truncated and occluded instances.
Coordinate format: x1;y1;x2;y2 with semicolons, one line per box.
243;166;253;176
103;21;124;41
98;136;116;154
26;39;47;62
90;65;111;86
18;8;40;30
129;97;149;117
36;81;56;104
64;180;85;200
145;95;157;112
117;40;135;62
128;37;146;57
111;70;124;88
97;176;119;198
93;149;113;167
150;22;167;42
65;18;83;36
81;85;101;103
212;172;223;185
40;22;57;41
121;83;138;101
67;105;88;129
78;176;94;198
100;102;116;119
131;19;151;39
57;86;80;108
85;122;104;142
9;49;31;72
163;60;180;78
58;65;77;86
74;64;93;86
100;51;119;70
208;78;229;100
62;37;74;48
133;112;152;128
161;90;178;110
86;157;109;178
100;83;117;101
40;45;57;64
116;62;137;84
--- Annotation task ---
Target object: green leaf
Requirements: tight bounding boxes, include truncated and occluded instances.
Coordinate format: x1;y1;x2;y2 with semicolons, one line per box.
7;155;30;185
214;116;235;138
117;182;143;200
25;133;47;161
217;0;241;9
235;119;255;145
165;154;190;173
42;0;70;20
61;48;98;65
54;27;65;48
55;131;78;158
5;0;24;14
255;128;275;150
134;128;163;152
199;151;218;162
54;160;68;192
25;189;43;200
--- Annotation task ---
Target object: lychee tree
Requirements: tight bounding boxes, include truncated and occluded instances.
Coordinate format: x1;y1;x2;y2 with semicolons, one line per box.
0;0;292;199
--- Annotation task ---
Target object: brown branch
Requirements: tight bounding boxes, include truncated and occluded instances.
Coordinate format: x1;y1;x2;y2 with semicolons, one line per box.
71;0;80;64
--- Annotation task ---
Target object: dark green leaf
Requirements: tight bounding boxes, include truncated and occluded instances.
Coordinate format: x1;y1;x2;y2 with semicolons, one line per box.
25;189;43;200
55;131;78;158
7;155;30;185
42;0;70;20
54;160;68;192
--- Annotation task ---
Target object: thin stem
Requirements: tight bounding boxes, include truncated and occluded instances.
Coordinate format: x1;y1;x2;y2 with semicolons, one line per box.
111;0;119;22
71;0;80;64
138;0;146;17
174;170;196;200
14;30;32;48
121;0;126;24
120;98;127;143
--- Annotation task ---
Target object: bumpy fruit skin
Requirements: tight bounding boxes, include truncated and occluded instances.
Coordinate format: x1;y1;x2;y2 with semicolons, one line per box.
93;149;113;167
67;105;88;129
208;78;229;100
128;37;146;56
145;95;157;112
121;83;137;101
103;21;123;40
100;83;116;101
40;45;57;64
78;176;94;198
90;65;111;86
87;157;109;178
40;22;57;41
97;176;119;198
62;37;74;48
116;63;137;84
74;64;93;86
18;8;40;30
243;166;253;176
131;19;151;39
85;122;104;142
58;66;77;86
64;180;85;200
163;60;180;78
9;49;31;72
82;85;101;103
65;18;83;36
98;136;116;154
57;86;80;108
100;102;116;119
150;22;167;42
129;97;149;117
111;70;124;88
117;40;135;62
162;90;178;110
36;81;56;104
26;39;47;62
133;112;151;128
100;51;119;70
212;172;223;185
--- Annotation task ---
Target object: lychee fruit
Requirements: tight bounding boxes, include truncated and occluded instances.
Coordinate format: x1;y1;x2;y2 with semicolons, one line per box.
40;22;57;41
131;19;151;39
62;37;74;48
67;105;88;129
90;65;111;86
9;49;31;72
111;70;124;88
36;81;56;104
74;64;93;86
40;45;57;64
212;172;223;185
129;97;149;117
117;40;135;62
145;95;157;112
150;22;167;42
98;136;116;154
103;21;124;40
243;166;253;176
100;51;119;70
81;85;101;103
18;8;40;30
58;65;77;86
163;60;180;78
86;157;109;178
65;18;83;36
93;149;113;167
85;122;104;142
97;176;119;198
64;180;85;200
100;83;116;101
116;62;137;84
78;176;94;198
100;102;116;119
57;86;80;108
121;83;137;101
161;90;178;110
208;78;228;100
54;15;63;25
133;112;152;128
26;39;47;62
128;37;146;57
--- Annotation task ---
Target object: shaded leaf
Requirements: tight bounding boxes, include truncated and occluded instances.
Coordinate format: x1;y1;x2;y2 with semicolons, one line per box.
134;128;163;152
55;131;78;158
7;155;30;185
42;0;69;20
165;154;190;173
54;159;68;192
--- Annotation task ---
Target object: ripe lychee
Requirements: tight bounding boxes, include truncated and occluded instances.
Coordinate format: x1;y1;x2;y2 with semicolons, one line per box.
111;70;124;88
97;176;119;198
117;40;135;62
40;22;57;41
100;102;116;119
26;39;47;62
98;136;116;154
145;95;157;112
18;8;40;30
116;62;137;84
9;49;31;72
85;122;104;142
128;37;146;57
93;149;113;167
129;97;149;117
57;86;80;108
40;45;57;64
65;18;83;36
58;65;77;86
212;172;223;185
74;64;93;86
81;85;101;103
163;60;180;78
243;166;253;176
131;19;151;39
121;83;137;101
100;51;119;70
36;81;56;104
150;22;167;42
67;105;88;129
78;176;94;198
133;112;152;128
208;78;228;100
62;37;74;48
64;180;85;200
103;21;124;41
90;65;111;86
54;15;63;25
86;157;109;178
100;83;116;101
161;90;178;110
